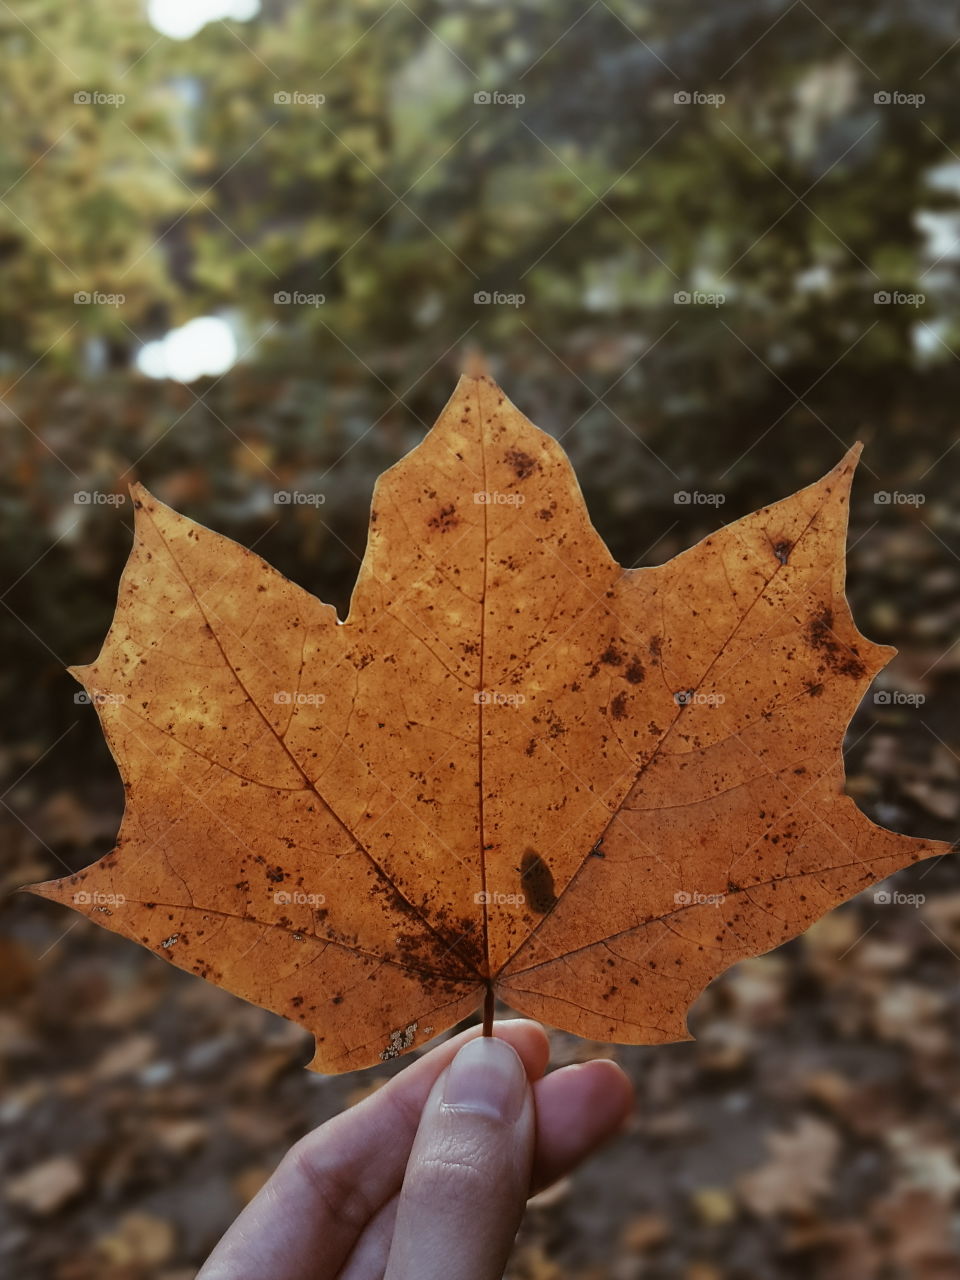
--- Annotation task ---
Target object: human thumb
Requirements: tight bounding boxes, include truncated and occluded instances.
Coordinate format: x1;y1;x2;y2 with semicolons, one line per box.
383;1034;535;1280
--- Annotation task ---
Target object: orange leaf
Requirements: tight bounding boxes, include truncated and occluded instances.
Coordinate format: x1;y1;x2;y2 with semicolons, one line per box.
26;372;951;1071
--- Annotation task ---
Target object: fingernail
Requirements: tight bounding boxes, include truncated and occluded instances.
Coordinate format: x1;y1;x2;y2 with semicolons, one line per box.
442;1037;527;1123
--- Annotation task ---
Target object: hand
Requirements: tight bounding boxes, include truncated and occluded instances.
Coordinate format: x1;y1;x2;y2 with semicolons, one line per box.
198;1019;633;1280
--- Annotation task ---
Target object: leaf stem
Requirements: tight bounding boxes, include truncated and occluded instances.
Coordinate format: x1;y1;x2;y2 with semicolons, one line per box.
482;982;494;1036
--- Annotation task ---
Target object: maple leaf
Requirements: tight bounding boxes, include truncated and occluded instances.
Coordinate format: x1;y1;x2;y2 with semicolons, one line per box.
27;372;951;1072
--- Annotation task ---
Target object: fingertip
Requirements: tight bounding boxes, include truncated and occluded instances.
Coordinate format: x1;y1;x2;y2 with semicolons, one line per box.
531;1058;634;1190
576;1058;635;1118
551;1059;634;1136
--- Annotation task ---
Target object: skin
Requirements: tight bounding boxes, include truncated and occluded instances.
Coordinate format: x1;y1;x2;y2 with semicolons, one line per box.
198;1019;634;1280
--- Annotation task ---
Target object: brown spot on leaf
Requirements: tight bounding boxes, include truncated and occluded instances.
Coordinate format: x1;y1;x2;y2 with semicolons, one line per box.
428;504;459;533
807;607;866;678
521;849;558;915
610;691;628;720
504;448;537;479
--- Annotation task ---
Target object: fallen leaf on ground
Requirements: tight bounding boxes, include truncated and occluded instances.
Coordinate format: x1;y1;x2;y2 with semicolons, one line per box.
96;1210;176;1266
885;1127;960;1199
91;1032;157;1081
877;1189;957;1274
6;1154;85;1215
621;1211;670;1252
738;1115;839;1215
691;1186;737;1226
25;372;952;1070
153;1117;209;1156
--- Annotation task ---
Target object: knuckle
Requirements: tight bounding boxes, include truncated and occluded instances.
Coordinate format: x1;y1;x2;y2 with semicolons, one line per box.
285;1140;377;1235
410;1143;498;1205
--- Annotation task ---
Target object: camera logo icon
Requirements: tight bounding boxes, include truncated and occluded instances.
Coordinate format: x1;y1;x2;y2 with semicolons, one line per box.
74;91;92;104
674;291;691;304
274;91;292;104
474;91;491;104
274;291;291;304
474;291;491;304
274;491;292;504
874;91;891;104
674;91;691;104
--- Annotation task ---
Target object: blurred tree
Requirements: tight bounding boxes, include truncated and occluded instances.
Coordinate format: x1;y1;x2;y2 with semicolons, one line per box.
1;0;959;747
0;0;195;361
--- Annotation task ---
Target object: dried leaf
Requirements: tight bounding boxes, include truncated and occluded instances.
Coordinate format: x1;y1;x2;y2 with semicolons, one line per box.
621;1211;670;1251
739;1116;839;1216
26;373;952;1071
96;1211;176;1266
6;1155;84;1216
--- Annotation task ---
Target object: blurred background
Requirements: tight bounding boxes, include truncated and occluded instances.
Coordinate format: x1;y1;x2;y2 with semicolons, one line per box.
2;0;960;1275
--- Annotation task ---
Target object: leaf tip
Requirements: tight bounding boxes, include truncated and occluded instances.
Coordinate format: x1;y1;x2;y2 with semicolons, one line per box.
836;440;864;477
127;480;159;513
17;876;61;903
